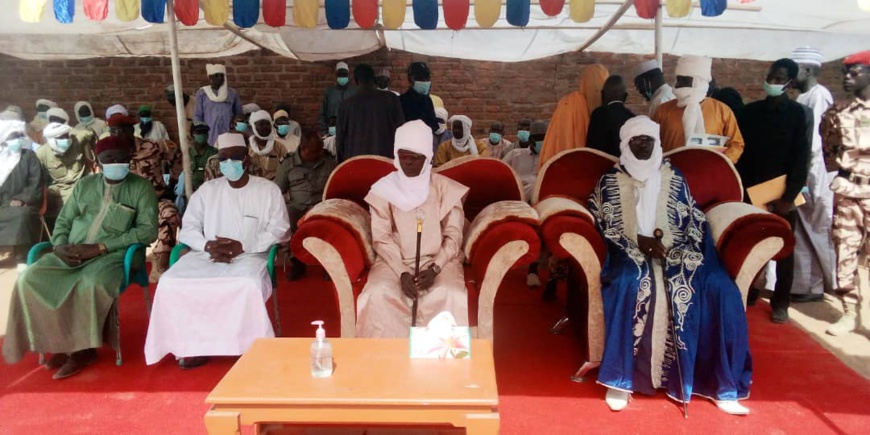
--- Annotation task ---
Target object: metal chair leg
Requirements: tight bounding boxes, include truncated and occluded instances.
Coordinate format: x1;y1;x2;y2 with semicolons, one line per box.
570;361;601;383
142;285;152;317
551;316;570;334
39;353;45;365
272;291;282;337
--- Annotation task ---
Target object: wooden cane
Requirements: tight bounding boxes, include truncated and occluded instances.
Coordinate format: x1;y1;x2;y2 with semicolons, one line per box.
411;215;423;327
654;228;689;419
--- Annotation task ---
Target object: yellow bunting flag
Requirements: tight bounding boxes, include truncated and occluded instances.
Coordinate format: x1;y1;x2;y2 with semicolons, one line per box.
568;0;594;23
19;0;48;23
293;0;319;28
666;0;691;17
382;0;406;30
202;0;230;26
474;0;501;28
115;0;140;22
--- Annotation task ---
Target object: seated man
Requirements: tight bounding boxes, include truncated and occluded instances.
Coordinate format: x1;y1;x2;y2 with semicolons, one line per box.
1;119;43;265
478;121;513;159
356;120;470;338
272;109;301;151
144;133;290;369
434;115;488;167
73;101;108;138
134;105;170;144
188;123;217;192
38;122;93;222
275;126;337;280
587;116;752;415
248;110;292;181
3;136;158;379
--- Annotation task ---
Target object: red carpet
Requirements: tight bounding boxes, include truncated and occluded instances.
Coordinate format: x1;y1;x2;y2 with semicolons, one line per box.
1;268;869;434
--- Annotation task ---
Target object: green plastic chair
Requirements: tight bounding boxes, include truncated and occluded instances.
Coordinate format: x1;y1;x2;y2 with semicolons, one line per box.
168;244;282;336
27;242;150;366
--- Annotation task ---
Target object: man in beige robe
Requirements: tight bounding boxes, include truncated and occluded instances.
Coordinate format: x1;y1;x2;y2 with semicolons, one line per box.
357;120;470;338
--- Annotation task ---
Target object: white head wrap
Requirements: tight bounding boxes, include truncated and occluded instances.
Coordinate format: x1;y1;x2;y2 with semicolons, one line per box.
203;64;229;103
674;55;712;141
448;115;476;155
46;107;70;124
791;47;823;67
35;99;58;110
1;106;24;121
0;120;27;187
32;99;58;129
106;104;128;120
74;101;96;124
217;132;247;150
633;59;661;78
434;107;449;134
369;120;434;212
206;64;227;77
619;116;663;237
44;122;73;155
248;110;276;155
336;62;349;72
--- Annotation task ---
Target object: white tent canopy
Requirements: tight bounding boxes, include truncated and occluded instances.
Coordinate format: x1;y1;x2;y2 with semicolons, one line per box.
0;0;867;62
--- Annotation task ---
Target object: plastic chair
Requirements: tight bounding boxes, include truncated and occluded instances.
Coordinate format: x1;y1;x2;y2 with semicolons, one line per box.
28;242;149;366
169;244;282;336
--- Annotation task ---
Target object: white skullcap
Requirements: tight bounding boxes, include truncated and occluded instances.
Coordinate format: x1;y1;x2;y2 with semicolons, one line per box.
336;61;349;71
206;64;227;77
43;122;72;139
676;55;713;82
447;115;472;129
377;68;391;78
36;99;58;109
395;120;434;159
272;110;289;120
105;104;128;120
633;59;661;78
217;132;247;150
46;107;70;123
242;103;261;115
791;47;823;66
250;110;272;125
434;107;449;122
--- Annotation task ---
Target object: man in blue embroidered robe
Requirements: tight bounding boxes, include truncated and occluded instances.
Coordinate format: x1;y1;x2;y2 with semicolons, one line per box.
588;116;752;415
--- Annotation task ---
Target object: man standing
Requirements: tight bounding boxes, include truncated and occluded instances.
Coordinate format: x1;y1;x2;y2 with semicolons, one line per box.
135;105;170;144
29;99;57;144
434;115;489;166
790;46;837;303
275;127;338;280
376;68;400;95
336;64;405;162
356;120;470;338
73;101;108;138
736;59;811;324
3;136;158;379
653;55;744;164
399;62;440;134
433;107;453;153
478;121;513;159
187;123;216;192
247;110;292;181
318;62;357;135
823;51;870;336
633;60;675;117
144;133;290;369
587;75;636;157
38;122;93;222
194;64;243;146
165;84;195;141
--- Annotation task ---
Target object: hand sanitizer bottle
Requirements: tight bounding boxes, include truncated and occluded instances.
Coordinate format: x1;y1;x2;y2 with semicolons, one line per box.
310;320;333;378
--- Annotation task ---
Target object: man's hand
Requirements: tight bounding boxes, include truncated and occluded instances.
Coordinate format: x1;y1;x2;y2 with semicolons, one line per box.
769;198;793;217
9;199;24;207
401;272;417;299
205;237;244;263
415;267;438;293
637;235;667;259
215;237;244;259
55;245;82;267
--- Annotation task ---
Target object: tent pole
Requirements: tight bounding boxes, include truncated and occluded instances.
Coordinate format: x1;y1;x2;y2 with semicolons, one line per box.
655;3;663;68
166;0;193;200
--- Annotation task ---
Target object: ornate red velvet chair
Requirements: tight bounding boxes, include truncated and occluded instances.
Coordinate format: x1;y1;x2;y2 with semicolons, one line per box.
533;147;795;381
291;155;541;340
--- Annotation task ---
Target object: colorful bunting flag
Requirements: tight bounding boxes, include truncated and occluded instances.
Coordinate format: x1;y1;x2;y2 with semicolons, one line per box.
53;0;75;23
506;0;530;27
20;0;48;23
325;0;350;29
293;0;318;28
634;0;658;19
142;0;166;23
540;0;565;17
666;0;691;18
568;0;593;23
413;0;439;30
443;0;469;30
233;0;259;28
474;0;500;28
174;0;199;26
115;0;140;22
382;0;406;29
202;0;230;25
700;0;727;17
262;0;286;27
84;0;108;21
352;0;378;30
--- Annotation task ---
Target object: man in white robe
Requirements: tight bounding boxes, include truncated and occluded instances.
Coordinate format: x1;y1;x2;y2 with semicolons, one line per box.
356;120;470;338
633;60;676;118
144;132;290;368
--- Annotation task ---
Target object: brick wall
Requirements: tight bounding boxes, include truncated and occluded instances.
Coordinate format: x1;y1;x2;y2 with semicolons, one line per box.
0;48;851;142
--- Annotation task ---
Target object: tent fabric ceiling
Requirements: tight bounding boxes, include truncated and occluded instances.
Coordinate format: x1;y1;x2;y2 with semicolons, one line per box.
0;1;867;62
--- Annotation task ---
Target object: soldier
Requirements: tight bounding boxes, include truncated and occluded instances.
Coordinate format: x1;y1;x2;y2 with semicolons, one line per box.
822;50;870;336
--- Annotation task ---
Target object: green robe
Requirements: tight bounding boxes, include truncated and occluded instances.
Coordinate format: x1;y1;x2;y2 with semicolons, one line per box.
3;173;158;363
37;135;93;216
0;149;42;246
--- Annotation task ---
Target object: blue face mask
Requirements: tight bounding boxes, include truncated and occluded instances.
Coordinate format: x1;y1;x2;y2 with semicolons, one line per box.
533;141;543;153
37;112;47;120
763;81;788;97
235;122;249;133
413;81;432;95
337;77;350;86
80;115;94;124
54;138;72;153
328;126;336;136
517;130;530;143
102;163;130;181
220;159;245;182
139;117;152;124
6;138;24;153
489;132;502;144
276;125;291;136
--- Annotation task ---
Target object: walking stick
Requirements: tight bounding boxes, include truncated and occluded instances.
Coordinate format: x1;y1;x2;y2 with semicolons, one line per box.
411;214;423;327
654;228;689;419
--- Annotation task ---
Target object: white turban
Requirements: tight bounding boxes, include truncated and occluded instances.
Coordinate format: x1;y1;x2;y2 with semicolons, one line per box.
36;99;58;110
217;132;246;150
0;119;25;144
46;107;70;124
106;104;129;120
791;47;823;67
248;110;276;155
619;116;663;237
1;106;24;121
434;107;449;122
633;59;661;78
448;115;476;155
674;55;712;143
74;101;96;123
369;120;434;212
336;62;349;72
206;64;227;77
43;122;72;139
0;120;27;186
675;55;713;82
242;103;261;115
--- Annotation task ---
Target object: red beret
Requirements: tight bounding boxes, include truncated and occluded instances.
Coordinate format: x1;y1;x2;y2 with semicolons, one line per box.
106;113;137;127
95;136;132;156
843;50;870;66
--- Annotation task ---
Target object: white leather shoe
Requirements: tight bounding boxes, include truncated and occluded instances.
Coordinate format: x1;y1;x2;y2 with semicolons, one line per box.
605;388;631;411
716;400;750;416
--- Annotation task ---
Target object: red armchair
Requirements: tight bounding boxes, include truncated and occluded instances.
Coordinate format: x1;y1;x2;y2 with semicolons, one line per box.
292;155;541;340
533;147;795;381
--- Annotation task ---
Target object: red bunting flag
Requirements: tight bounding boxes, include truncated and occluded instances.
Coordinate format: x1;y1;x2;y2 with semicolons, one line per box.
83;0;108;21
443;0;470;30
263;0;286;27
539;0;564;17
174;0;199;25
634;0;658;19
352;0;378;29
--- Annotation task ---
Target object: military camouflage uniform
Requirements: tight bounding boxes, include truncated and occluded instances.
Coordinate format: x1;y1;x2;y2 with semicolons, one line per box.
823;98;870;304
130;138;182;256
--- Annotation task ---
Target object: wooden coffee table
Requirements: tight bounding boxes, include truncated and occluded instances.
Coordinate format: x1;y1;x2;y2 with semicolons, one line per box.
205;338;500;434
